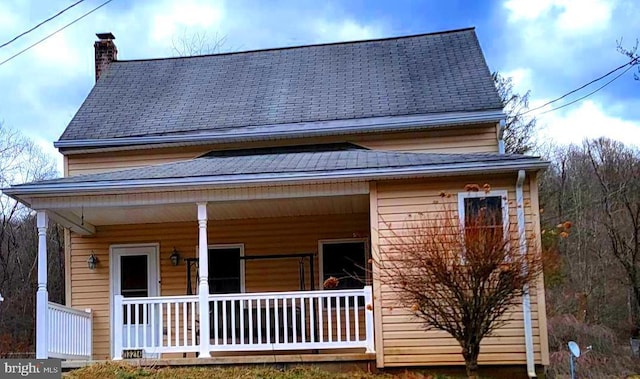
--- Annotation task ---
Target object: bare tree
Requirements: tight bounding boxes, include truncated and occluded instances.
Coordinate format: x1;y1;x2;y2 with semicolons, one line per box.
171;30;228;56
377;196;542;379
539;139;640;334
0;123;59;356
618;39;639;81
585;139;640;327
493;72;538;154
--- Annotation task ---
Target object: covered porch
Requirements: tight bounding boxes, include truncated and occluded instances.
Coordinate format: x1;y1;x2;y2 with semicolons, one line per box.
28;181;376;361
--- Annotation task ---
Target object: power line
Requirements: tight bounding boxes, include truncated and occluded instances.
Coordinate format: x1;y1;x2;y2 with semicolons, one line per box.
0;0;114;67
521;56;639;116
538;63;636;115
0;1;85;50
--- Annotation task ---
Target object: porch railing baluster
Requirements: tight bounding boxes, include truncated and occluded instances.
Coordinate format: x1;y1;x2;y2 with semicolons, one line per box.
354;295;359;341
336;296;341;342
174;302;180;347
222;300;227;345
240;299;245;345
183;302;187;348
300;296;306;343
167;301;172;348
274;298;279;344
291;297;296;344
143;303;148;350
265;298;270;345
327;296;332;343
257;298;262;344
231;299;236;345
248;298;253;345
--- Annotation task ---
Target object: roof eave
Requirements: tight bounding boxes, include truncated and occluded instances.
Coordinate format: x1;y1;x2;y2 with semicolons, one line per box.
53;110;505;151
4;159;548;198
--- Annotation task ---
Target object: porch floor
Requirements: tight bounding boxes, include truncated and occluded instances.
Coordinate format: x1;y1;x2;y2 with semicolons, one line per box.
61;352;376;370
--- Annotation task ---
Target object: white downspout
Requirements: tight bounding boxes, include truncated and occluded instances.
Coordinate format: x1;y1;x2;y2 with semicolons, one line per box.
516;170;536;377
498;119;506;154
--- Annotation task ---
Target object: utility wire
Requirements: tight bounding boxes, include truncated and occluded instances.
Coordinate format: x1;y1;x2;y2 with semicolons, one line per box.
521;56;639;116
0;0;114;67
0;1;85;49
538;63;636;115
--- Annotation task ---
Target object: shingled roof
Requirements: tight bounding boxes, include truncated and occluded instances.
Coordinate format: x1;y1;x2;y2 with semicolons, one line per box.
7;144;546;193
57;28;502;143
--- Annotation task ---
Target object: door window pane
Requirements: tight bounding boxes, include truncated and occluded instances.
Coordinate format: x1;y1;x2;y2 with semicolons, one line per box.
120;254;148;324
120;255;148;298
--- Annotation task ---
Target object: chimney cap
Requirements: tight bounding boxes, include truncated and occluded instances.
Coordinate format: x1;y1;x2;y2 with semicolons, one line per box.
96;32;115;40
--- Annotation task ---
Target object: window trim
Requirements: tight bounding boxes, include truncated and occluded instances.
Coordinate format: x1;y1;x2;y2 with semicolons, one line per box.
318;238;369;290
457;190;509;237
207;243;246;293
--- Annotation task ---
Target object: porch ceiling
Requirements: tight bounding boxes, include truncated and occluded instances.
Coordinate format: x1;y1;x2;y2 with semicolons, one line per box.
63;194;369;226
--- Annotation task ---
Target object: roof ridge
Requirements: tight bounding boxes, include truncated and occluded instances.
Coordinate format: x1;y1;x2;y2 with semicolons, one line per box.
114;27;477;63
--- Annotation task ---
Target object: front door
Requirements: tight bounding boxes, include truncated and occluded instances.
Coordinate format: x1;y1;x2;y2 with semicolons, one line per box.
111;244;159;357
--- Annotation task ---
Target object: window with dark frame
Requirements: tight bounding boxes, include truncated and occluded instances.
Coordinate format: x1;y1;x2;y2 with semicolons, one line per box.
208;247;242;294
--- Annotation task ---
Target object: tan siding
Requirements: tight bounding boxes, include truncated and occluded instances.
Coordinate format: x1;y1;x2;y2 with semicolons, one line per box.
64;124;499;176
530;172;550;365
357;125;499;153
69;213;369;359
373;175;546;367
66;146;209;176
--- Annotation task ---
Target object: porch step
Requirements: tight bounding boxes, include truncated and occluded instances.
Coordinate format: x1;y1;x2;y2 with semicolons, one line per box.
62;352;375;370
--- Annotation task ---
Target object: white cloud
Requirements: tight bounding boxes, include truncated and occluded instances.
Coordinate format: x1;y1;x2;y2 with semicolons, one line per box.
502;67;533;94
499;0;639;151
537;100;640;147
149;0;224;47
313;19;383;42
504;0;612;33
555;0;612;33
504;0;555;21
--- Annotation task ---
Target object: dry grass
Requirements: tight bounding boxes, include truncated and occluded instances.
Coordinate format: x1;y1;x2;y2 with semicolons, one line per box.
546;315;640;378
64;363;459;379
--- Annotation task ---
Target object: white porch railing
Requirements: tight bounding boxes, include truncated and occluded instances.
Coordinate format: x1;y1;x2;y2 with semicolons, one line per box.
113;287;374;359
47;302;92;360
208;287;374;352
114;294;200;358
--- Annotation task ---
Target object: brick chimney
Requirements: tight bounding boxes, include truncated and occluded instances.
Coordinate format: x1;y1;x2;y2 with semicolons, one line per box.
94;32;117;82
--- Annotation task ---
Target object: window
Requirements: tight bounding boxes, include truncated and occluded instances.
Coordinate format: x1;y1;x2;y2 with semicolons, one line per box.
320;240;367;290
208;245;244;294
120;255;148;298
458;190;508;234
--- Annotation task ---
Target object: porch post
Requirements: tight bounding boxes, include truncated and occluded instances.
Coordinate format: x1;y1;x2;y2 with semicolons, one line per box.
197;202;211;358
35;211;49;359
364;285;375;353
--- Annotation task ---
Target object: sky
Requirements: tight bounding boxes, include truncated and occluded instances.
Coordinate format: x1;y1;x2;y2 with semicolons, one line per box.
0;0;638;174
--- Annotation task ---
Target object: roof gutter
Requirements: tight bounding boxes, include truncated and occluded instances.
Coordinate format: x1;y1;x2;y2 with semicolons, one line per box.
53;110;505;150
4;159;548;197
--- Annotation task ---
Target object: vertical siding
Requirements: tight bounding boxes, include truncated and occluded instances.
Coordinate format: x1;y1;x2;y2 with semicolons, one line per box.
372;175;546;367
69;213;369;359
